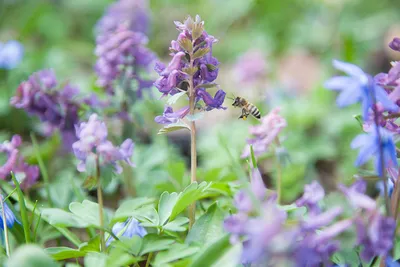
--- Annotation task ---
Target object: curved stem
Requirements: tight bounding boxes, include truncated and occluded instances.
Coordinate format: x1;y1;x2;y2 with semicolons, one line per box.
145;252;154;267
96;157;105;252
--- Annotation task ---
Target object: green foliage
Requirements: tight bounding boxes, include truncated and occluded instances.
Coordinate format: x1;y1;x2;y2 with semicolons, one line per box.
6;245;60;267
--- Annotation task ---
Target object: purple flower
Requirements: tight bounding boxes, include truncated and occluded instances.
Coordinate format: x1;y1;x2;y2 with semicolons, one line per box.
96;0;149;36
154;106;190;125
94;25;156;96
154;15;225;115
0;195;19;229
339;180;377;210
350;126;398;176
301;207;343;231
106;217;147;246
295;181;325;215
10;70;81;150
355;211;395;261
72;114;134;173
0;135;39;189
0;40;24;70
389;37;400;52
324;60;398;119
242;107;287;158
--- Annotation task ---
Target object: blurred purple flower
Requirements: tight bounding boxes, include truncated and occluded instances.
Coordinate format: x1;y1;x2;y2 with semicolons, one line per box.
96;0;149;36
242;107;287;158
0;195;19;230
106;217;147;246
355;211;395;261
301;207;343;231
154;106;190;125
154;15;225;115
389;37;400;52
0;40;24;70
350;126;397;176
324;60;398;119
10;70;81;150
234;49;268;84
0;135;39;189
339;181;377;211
295;181;325;215
72;114;134;173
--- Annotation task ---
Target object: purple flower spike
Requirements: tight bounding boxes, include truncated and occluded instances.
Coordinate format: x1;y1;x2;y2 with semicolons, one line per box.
389;37;400;52
295;181;325;215
73;114;134;173
351;126;397;177
154;106;190;125
325;60;398;119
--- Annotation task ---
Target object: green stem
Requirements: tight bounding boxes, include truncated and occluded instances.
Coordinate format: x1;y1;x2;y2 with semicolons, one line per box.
188;46;197;229
0;195;10;256
96;157;105;252
145;252;153;267
30;133;53;207
10;172;31;243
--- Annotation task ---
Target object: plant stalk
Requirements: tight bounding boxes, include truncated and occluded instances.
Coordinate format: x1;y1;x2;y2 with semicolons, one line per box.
0;195;10;257
188;48;197;229
96;157;105;252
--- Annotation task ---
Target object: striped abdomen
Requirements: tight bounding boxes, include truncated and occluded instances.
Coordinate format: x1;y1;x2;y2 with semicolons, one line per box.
248;103;261;119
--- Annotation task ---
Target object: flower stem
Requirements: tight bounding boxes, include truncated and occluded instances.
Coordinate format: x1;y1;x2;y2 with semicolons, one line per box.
0;195;10;257
274;138;283;204
188;50;197;229
96;157;105;252
145;252;153;267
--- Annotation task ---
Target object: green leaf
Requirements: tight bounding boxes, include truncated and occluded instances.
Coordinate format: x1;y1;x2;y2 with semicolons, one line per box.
182;67;198;76
192;23;204;41
153;243;199;266
45;247;86;261
211;243;241;267
206;64;218;71
178;38;193;52
41;208;88;228
189;235;231;267
170;182;211;221
140;234;175;255
167;91;187;105
111;236;143;256
6;245;60;267
158;192;179;226
186;112;204;122
106;247;140;267
84;253;106;267
192;47;210;60
113;197;155;221
250;145;257;168
186;203;225;246
163;217;189;232
137;207;160;228
69;200;109;228
158;122;190;135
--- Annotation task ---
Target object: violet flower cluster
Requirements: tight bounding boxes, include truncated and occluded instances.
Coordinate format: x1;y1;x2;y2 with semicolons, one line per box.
154;15;226;125
241;107;287;158
95;0;156;98
0;135;39;189
224;171;395;265
72;114;134;174
325;57;399;177
10;70;81;150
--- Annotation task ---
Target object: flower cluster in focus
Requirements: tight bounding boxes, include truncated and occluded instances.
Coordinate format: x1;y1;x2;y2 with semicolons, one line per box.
72;114;134;174
0;135;39;189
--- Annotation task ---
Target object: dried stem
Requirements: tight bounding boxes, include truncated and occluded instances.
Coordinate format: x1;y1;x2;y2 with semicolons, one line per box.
188;47;197;229
0;195;10;257
96;157;105;251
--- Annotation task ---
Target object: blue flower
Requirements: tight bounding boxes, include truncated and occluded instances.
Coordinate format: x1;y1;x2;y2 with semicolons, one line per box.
0;198;19;230
106;217;147;246
324;60;398;119
351;126;398;176
0;40;24;70
376;178;394;198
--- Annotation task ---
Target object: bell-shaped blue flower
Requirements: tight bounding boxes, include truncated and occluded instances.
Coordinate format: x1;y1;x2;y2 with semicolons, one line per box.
106;217;147;246
0;198;19;230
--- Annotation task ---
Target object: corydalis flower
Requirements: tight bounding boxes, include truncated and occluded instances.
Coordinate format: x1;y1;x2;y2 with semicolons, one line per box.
95;0;156;97
324;60;398;119
0;135;39;189
295;181;325;215
389;37;400;52
72;114;134;173
154;15;225;112
154;106;190;125
10;70;80;150
351;126;397;176
106;217;147;246
241;107;287;158
0;195;19;230
0;40;23;70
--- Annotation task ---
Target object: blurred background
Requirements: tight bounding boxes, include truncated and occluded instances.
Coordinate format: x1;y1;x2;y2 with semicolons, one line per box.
1;0;400;204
